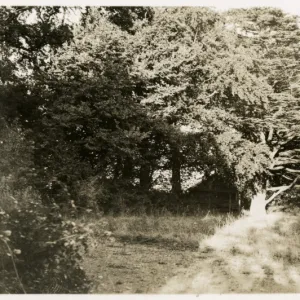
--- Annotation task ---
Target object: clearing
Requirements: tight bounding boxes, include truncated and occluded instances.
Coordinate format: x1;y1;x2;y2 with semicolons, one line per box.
82;211;300;293
159;211;300;293
82;213;235;293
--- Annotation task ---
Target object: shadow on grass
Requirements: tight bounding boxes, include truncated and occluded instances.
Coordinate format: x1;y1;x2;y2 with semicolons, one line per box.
114;233;200;251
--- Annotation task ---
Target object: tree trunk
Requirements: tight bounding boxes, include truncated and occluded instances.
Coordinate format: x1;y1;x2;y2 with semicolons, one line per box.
249;190;267;219
171;146;182;197
140;163;152;190
122;157;134;181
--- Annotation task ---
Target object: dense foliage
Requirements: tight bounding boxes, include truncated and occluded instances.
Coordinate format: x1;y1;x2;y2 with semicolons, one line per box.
0;122;93;293
0;6;300;293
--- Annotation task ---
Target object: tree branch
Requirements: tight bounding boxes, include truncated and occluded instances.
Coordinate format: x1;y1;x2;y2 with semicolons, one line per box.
207;91;218;98
267;186;285;191
1;239;26;293
260;132;266;144
267;166;284;171
282;174;294;181
279;135;296;146
274;159;300;166
267;127;274;141
286;168;300;174
265;176;299;207
269;146;280;160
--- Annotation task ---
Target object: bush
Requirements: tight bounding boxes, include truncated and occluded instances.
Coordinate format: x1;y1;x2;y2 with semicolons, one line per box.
0;121;100;293
0;184;93;294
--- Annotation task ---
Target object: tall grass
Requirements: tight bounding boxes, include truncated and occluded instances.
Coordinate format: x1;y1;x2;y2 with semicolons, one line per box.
78;210;237;250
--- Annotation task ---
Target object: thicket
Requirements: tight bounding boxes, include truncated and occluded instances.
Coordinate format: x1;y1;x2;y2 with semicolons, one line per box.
0;123;94;293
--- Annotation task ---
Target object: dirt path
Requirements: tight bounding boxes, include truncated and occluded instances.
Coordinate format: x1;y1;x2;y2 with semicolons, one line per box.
83;238;198;293
157;213;300;293
83;212;300;294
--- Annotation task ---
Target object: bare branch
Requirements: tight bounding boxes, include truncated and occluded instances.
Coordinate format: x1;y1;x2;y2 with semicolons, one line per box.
272;106;283;118
61;7;66;26
286;168;300;174
267;127;274;141
267;186;285;191
274;159;300;166
1;239;26;293
279;150;300;157
269;146;280;160
265;176;299;206
207;91;218;98
282;174;295;181
267;166;284;171
279;135;296;146
260;132;266;144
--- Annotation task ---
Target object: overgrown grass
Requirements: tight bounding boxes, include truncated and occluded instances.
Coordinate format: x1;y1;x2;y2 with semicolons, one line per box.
78;210;238;251
78;207;300;293
80;210;238;293
173;210;300;293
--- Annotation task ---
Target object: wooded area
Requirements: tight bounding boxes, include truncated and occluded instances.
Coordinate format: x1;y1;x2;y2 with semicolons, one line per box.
0;6;300;293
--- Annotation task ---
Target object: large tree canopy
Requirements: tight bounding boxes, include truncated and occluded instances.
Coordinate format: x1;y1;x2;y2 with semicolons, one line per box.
223;8;300;213
0;6;299;215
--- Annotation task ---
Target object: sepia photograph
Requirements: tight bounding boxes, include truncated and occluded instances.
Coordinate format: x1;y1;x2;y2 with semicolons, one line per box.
0;1;300;295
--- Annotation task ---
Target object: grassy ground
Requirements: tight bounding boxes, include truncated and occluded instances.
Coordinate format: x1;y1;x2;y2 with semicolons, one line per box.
159;211;300;293
81;212;237;293
80;210;300;293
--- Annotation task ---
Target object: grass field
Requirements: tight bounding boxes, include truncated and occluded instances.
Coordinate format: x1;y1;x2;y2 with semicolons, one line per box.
80;212;237;293
78;209;300;293
159;210;300;293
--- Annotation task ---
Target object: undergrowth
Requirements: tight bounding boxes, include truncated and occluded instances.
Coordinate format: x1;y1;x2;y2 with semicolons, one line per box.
0;179;94;294
77;210;237;251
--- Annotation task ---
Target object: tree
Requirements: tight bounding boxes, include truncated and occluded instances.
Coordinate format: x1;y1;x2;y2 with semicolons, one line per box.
0;6;79;200
0;6;74;126
29;15;154;202
2;6;299;216
81;6;154;33
224;8;300;215
0;7;73;63
132;7;273;205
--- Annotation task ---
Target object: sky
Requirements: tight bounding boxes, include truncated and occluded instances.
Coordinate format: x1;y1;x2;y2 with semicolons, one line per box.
196;0;300;15
1;0;300;16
